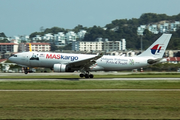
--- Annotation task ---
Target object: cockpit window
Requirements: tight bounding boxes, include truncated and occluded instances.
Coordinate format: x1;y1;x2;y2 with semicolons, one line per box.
13;55;17;57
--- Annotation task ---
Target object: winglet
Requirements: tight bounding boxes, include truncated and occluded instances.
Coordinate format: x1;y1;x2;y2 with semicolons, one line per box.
29;43;32;52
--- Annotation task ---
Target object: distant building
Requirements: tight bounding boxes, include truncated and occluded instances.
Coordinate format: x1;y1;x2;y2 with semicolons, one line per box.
18;43;26;52
72;41;80;51
26;43;51;52
137;21;180;35
121;39;126;50
0;43;18;53
148;25;159;34
10;39;18;44
20;35;30;41
72;39;126;52
66;31;77;44
104;41;122;51
77;30;87;40
78;41;103;51
12;36;20;41
42;33;53;41
72;41;104;51
137;25;146;35
30;30;87;46
32;35;42;41
54;32;66;46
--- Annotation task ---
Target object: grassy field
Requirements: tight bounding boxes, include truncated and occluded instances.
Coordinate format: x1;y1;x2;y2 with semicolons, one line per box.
0;91;180;119
0;80;180;89
0;73;180;119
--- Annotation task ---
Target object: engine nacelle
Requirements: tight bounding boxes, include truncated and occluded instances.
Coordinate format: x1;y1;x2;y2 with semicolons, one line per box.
53;64;68;72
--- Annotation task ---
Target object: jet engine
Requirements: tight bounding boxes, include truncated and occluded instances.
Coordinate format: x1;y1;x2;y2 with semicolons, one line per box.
53;64;72;72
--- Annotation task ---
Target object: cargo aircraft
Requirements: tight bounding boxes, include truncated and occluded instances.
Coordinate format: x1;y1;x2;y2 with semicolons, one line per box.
8;34;172;78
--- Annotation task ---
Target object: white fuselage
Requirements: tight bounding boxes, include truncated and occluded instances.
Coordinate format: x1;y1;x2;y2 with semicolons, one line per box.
9;52;151;71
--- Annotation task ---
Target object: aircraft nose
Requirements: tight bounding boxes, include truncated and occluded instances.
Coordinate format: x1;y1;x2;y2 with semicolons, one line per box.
8;54;14;61
8;56;12;61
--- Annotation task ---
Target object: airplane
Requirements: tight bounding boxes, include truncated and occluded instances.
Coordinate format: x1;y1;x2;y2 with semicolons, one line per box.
8;34;172;78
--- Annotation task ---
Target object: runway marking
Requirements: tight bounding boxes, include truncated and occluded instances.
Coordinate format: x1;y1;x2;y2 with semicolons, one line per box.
0;89;180;91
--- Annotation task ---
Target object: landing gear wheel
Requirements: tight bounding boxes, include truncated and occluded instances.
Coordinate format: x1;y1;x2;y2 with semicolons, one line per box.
79;71;94;78
85;74;89;78
79;74;84;78
89;74;94;78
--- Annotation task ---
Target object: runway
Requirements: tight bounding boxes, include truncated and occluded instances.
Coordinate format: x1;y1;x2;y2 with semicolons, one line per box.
0;72;131;76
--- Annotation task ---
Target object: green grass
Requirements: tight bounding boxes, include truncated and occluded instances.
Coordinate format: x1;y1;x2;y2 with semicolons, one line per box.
0;80;180;89
0;73;180;119
0;91;180;119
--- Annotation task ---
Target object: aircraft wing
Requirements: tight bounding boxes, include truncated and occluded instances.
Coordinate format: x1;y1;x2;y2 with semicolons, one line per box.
66;53;103;71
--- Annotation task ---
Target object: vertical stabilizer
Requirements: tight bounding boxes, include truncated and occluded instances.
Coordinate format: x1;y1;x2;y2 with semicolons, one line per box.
138;34;172;58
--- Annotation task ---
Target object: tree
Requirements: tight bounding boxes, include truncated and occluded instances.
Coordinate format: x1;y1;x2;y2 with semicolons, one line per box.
73;25;87;33
63;43;72;50
0;32;6;37
44;27;67;35
50;43;58;51
29;32;42;39
84;26;106;41
139;13;169;24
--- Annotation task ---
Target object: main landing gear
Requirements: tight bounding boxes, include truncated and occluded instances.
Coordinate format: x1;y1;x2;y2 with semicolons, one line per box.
79;71;94;78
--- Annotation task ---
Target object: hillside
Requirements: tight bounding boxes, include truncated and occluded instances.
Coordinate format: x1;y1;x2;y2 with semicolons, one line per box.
83;13;180;50
28;13;180;50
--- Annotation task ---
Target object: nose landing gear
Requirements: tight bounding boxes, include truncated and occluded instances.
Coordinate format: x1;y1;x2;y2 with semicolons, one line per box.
24;67;29;74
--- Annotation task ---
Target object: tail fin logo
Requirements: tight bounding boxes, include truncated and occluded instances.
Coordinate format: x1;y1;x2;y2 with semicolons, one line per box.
151;44;163;55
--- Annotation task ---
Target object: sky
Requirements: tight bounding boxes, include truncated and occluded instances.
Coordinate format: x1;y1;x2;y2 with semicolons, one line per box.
0;0;180;37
